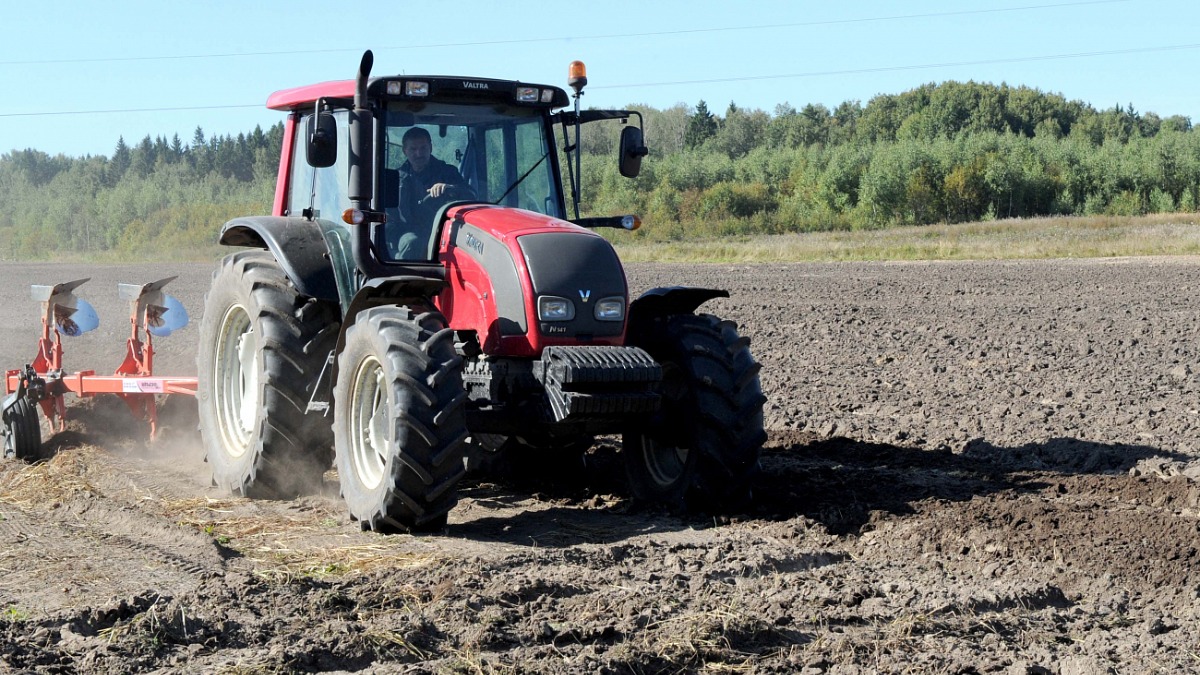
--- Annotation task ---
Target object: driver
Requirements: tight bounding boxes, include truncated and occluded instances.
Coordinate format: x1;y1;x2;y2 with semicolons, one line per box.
393;127;471;259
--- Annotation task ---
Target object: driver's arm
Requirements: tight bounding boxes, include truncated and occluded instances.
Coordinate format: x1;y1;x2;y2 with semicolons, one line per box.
427;163;474;200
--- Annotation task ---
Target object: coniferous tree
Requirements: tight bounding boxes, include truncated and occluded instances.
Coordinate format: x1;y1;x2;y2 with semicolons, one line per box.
128;135;155;177
685;100;718;150
110;137;131;180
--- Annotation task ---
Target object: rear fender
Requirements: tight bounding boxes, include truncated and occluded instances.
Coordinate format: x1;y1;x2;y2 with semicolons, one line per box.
626;286;729;340
219;216;340;303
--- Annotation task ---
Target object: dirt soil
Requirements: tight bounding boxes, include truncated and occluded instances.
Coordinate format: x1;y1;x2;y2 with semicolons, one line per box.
0;257;1198;674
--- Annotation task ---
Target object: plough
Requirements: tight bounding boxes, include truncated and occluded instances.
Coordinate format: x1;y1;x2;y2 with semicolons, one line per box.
1;277;197;459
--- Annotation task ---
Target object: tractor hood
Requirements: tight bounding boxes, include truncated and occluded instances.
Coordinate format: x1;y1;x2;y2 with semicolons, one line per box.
446;204;592;244
439;204;629;357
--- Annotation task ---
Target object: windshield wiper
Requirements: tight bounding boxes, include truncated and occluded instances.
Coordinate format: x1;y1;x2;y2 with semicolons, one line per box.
492;150;550;206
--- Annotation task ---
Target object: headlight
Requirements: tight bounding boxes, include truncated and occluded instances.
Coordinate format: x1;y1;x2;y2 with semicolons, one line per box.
538;296;575;321
594;297;625;321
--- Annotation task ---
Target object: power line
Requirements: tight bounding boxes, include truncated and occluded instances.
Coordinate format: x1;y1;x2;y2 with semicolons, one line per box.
2;40;1193;118
0;104;260;119
592;42;1200;91
0;0;1130;67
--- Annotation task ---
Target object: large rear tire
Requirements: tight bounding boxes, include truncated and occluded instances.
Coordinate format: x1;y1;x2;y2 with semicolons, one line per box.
624;314;766;512
197;251;339;498
333;305;467;532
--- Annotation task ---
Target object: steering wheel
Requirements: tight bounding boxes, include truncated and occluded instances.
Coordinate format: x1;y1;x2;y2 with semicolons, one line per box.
416;191;454;209
417;184;475;208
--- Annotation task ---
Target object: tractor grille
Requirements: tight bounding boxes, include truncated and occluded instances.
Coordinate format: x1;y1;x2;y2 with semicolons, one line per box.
535;346;661;422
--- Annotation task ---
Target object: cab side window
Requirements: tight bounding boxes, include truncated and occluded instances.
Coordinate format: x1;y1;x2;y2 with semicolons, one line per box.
287;110;350;222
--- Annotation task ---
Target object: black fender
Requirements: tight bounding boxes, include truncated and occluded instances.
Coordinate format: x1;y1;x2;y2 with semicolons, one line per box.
626;286;729;341
219;216;339;302
328;274;449;387
339;275;447;333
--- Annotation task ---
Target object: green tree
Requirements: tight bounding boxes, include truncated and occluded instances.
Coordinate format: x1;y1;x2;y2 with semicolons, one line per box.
110;137;131;181
128;135;155;178
712;104;769;158
684;100;718;149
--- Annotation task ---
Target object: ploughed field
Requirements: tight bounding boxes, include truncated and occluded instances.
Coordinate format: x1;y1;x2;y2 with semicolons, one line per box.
0;257;1198;673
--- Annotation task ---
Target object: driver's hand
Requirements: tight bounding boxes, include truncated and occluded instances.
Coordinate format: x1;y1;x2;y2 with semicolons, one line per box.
427;183;450;198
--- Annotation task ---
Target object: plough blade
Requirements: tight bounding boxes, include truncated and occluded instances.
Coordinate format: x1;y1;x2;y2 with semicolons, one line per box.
32;278;99;337
30;277;90;303
118;276;189;336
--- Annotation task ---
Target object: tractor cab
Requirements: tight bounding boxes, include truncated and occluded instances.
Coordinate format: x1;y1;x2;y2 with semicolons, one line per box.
256;58;646;310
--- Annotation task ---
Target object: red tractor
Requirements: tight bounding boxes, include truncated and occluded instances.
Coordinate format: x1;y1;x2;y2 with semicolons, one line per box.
197;52;765;531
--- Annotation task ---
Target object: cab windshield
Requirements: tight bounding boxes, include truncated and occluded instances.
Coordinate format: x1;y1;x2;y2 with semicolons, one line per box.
381;102;563;218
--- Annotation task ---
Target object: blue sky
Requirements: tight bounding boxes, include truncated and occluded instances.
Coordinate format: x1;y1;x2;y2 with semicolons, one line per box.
2;0;1196;157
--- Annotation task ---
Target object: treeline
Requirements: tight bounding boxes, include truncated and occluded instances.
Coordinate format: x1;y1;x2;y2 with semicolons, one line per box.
0;126;281;258
2;80;1200;258
581;81;1200;239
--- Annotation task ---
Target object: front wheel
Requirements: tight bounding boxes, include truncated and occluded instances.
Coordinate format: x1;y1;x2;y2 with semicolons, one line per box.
333;305;468;532
624;314;766;512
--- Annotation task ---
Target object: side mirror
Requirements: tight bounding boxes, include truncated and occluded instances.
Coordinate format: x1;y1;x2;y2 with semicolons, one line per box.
618;126;648;178
307;111;338;168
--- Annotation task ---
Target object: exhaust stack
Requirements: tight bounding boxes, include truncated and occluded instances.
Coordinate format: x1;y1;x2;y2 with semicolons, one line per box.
349;49;374;207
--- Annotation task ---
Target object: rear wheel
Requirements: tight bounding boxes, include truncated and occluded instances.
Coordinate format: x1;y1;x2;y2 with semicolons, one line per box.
197;251;339;497
463;433;509;475
2;397;41;460
333;305;467;532
624;314;766;512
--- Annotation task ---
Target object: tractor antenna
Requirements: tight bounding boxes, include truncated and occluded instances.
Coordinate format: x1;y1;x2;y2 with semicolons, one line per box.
567;61;587;220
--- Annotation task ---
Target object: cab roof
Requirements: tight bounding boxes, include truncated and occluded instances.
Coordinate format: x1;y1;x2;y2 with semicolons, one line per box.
266;76;570;111
267;80;353;110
